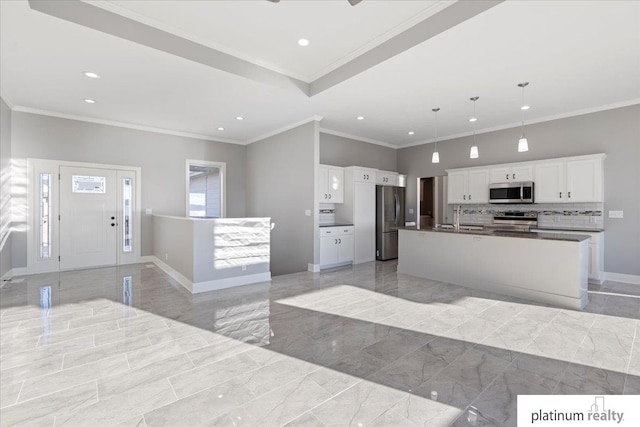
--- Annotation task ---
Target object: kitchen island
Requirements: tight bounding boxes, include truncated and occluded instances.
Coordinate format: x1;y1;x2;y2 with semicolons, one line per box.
398;227;590;309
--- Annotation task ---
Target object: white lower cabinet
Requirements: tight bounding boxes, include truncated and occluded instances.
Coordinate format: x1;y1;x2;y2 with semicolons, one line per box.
319;226;354;269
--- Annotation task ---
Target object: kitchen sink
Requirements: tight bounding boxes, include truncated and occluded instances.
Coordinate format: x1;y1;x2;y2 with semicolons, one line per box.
431;227;493;235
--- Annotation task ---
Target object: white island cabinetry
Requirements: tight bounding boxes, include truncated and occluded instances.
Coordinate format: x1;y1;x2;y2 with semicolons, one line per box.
398;229;589;309
533;229;604;284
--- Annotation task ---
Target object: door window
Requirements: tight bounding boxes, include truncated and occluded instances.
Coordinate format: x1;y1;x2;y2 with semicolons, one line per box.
39;173;52;259
123;177;133;252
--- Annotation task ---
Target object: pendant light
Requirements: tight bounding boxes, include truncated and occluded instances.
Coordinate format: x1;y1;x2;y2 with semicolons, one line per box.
431;108;440;163
469;97;479;159
518;82;529;152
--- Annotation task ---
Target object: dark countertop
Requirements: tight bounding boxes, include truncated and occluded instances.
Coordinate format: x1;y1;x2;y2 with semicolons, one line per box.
399;226;591;242
319;223;354;228
533;227;604;233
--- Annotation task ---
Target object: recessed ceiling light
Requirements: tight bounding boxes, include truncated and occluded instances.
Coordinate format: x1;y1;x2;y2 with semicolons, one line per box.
356;116;364;120
235;116;244;121
217;127;225;131
83;71;100;79
468;117;477;122
408;131;415;135
298;38;310;47
521;105;531;110
84;98;96;104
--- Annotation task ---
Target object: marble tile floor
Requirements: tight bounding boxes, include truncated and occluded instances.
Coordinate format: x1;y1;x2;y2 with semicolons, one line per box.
1;262;639;427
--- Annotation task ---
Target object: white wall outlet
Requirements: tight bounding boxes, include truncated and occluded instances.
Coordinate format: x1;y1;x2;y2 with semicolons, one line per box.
609;210;624;218
145;208;153;215
304;210;311;217
409;208;414;214
165;253;169;261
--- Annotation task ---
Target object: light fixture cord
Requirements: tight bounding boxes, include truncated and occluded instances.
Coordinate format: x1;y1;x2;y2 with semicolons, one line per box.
472;99;477;144
434;110;438;151
521;85;526;137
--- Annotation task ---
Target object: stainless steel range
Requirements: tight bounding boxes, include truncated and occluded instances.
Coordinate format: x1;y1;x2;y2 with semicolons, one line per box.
489;211;538;232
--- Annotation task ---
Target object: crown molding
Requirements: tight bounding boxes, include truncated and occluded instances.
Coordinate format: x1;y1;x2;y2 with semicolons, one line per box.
0;94;15;109
319;128;397;149
12;106;244;145
397;98;640;149
247;115;324;144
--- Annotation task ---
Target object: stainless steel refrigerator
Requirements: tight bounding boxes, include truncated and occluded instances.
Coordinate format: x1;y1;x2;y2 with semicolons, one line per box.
376;185;405;260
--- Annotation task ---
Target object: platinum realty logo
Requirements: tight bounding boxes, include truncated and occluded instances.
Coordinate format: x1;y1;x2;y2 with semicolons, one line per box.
518;395;640;426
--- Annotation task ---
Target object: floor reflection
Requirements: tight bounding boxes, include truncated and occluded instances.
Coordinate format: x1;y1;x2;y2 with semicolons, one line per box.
0;261;639;427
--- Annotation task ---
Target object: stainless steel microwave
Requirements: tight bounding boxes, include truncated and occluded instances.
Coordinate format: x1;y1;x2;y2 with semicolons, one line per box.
489;181;534;204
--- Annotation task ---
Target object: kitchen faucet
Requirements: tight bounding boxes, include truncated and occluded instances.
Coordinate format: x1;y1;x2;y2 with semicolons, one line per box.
454;205;461;231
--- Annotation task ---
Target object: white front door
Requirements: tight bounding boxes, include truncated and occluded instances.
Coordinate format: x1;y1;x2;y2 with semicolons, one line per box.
59;166;118;270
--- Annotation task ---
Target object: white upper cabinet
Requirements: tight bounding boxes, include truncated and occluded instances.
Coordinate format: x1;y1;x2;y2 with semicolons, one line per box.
318;165;344;203
566;157;603;202
489;165;534;183
448;171;468;204
534;161;565;203
376;171;398;186
448;169;489;204
534;155;604;203
449;153;605;205
468;169;489;203
353;167;376;183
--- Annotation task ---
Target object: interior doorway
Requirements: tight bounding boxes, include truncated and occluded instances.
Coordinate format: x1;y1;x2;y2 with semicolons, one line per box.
420;177;436;228
416;175;449;227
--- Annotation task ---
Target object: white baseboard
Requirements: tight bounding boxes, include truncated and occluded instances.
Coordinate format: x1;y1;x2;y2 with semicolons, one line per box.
9;267;28;277
1;269;13;282
149;256;194;293
150;256;271;294
316;261;353;271
192;272;271;293
139;256;156;263
308;263;320;272
604;272;640;285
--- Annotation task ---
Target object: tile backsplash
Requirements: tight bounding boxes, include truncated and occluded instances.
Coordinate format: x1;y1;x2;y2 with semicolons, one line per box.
454;203;604;230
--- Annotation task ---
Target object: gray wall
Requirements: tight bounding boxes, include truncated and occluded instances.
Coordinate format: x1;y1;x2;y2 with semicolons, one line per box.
398;105;640;276
0;98;11;277
246;122;316;276
10;111;247;265
320;132;397;171
153;216;194;282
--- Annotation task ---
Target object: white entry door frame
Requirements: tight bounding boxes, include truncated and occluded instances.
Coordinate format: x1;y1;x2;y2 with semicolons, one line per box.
26;159;141;274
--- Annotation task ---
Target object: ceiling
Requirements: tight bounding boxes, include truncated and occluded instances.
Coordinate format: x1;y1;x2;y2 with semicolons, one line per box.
1;0;639;148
